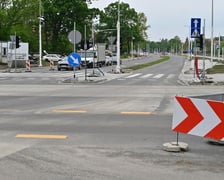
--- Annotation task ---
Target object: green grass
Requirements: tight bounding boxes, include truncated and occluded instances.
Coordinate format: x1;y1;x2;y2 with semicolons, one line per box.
122;56;170;71
206;64;224;74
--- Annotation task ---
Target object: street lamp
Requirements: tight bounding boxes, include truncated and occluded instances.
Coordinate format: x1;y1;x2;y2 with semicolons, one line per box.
116;0;121;73
184;25;191;60
38;0;43;67
211;0;214;64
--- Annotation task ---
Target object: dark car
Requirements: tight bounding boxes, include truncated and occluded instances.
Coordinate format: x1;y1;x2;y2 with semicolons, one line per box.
28;54;38;64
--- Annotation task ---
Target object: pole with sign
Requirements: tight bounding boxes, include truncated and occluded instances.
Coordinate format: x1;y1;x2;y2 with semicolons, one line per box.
191;18;201;38
191;18;201;79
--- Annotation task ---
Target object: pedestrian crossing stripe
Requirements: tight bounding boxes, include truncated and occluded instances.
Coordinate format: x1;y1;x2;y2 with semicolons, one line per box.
167;74;175;79
124;73;169;79
126;73;142;78
140;74;153;78
153;74;164;79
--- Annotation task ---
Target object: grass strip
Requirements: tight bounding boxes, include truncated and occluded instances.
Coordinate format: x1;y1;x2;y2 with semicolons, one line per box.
123;56;170;71
206;64;224;74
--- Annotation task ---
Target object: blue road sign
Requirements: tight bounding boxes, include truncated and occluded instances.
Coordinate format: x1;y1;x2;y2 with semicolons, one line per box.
191;18;201;38
67;52;81;67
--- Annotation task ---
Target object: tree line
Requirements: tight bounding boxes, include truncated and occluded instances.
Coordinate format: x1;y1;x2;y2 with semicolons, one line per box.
0;0;185;56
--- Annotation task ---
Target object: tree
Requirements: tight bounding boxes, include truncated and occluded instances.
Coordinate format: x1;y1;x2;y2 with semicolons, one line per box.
0;0;100;53
97;2;149;54
41;0;101;53
0;0;13;40
168;36;182;54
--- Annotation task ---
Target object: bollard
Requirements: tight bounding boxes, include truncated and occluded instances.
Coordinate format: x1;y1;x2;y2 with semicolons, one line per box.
25;59;31;72
49;60;55;71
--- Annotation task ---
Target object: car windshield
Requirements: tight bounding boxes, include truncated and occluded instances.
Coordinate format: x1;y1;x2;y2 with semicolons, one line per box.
79;51;95;58
61;57;68;61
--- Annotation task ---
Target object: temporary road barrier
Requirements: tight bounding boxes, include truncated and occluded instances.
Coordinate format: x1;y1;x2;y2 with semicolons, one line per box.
49;60;55;70
172;95;224;141
25;59;31;72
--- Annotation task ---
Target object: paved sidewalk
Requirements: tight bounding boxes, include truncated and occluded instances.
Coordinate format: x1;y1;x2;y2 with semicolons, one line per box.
178;59;224;85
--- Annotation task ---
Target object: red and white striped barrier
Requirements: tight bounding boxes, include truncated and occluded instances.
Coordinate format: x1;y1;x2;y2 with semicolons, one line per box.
49;60;55;70
25;59;31;72
172;96;224;141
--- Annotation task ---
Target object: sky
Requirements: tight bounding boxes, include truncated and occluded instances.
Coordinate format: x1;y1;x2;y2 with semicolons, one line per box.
89;0;224;42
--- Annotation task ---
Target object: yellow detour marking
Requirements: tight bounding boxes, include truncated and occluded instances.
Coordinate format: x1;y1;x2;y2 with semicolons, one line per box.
121;111;153;115
52;109;87;113
16;134;67;139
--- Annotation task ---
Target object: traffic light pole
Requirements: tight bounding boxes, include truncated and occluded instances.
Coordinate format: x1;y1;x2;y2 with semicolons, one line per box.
14;32;17;71
39;0;42;67
116;0;121;73
202;19;206;82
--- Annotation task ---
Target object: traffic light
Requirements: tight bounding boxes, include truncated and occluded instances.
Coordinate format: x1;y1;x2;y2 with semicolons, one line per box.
16;36;20;48
195;34;203;50
80;40;92;50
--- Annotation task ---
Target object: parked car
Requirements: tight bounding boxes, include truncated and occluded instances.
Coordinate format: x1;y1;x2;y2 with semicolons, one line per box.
57;57;74;71
110;54;122;65
28;54;38;64
105;55;112;66
43;54;62;62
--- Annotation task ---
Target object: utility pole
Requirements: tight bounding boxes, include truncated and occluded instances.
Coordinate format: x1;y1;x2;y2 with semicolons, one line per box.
211;0;214;65
39;0;42;67
116;0;121;73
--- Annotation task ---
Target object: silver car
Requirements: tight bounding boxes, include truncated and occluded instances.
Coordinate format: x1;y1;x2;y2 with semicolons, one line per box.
43;54;62;62
57;57;74;71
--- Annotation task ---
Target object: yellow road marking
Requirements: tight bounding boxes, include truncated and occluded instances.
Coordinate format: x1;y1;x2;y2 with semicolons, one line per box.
52;109;87;113
16;134;67;139
121;111;153;115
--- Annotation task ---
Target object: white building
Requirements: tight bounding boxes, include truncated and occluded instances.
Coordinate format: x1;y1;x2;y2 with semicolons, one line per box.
0;41;29;65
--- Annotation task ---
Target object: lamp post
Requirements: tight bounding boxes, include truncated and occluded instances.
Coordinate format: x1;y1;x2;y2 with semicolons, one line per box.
131;36;134;60
211;0;214;64
116;0;121;73
38;0;43;67
184;25;191;60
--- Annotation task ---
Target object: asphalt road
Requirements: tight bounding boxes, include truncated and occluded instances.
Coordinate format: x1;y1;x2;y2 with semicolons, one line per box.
0;55;224;180
105;55;185;86
0;54;167;85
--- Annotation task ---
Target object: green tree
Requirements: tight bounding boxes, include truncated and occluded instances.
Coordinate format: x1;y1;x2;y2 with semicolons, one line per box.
41;0;100;53
168;36;182;54
0;0;99;53
97;2;149;54
1;0;39;51
0;0;13;40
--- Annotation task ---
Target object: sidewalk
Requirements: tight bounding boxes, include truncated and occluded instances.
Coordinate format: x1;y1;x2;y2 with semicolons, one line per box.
178;59;224;85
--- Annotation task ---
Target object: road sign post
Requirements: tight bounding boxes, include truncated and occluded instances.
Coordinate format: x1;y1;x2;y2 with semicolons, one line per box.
67;52;81;79
172;95;224;141
191;18;201;38
67;52;81;67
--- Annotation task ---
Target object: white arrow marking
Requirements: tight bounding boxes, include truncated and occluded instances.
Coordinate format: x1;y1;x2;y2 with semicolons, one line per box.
172;98;187;129
193;19;199;28
70;56;79;64
189;98;221;137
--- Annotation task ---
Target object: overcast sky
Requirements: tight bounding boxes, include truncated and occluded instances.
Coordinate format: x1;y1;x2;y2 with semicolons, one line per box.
89;0;224;42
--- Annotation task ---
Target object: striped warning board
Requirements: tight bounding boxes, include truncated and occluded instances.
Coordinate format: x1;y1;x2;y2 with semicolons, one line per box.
172;96;224;141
